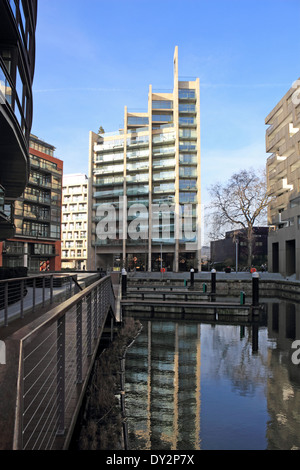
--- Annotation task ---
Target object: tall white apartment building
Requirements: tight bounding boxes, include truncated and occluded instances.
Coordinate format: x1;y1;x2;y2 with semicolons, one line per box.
61;174;88;270
88;47;201;273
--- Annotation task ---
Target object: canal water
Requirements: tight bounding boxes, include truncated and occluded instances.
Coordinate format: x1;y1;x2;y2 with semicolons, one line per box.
124;300;300;450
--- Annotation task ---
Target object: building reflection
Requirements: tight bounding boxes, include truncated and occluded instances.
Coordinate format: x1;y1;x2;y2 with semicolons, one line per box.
125;302;300;450
125;321;201;450
266;301;300;450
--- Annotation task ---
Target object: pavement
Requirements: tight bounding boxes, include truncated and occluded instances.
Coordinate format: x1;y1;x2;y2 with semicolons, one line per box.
126;271;294;282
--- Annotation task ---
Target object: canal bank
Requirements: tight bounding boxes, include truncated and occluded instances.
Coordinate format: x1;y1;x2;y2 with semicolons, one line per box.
124;271;300;303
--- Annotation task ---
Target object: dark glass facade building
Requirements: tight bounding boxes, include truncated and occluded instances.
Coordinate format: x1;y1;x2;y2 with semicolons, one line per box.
0;0;38;240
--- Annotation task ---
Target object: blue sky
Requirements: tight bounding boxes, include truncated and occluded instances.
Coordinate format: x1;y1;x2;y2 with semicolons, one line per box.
32;0;300;207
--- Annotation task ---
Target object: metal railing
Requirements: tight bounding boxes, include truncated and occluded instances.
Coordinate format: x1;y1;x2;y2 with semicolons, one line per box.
13;275;116;450
0;274;79;327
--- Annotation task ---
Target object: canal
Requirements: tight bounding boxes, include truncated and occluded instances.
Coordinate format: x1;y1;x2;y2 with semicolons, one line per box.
124;300;300;450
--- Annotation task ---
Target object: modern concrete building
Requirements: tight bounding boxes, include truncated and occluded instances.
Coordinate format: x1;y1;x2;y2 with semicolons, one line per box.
266;79;300;279
0;0;38;241
88;47;201;272
0;135;63;272
61;174;88;271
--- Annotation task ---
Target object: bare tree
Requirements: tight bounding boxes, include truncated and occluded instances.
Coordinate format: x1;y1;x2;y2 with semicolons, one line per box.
208;168;271;267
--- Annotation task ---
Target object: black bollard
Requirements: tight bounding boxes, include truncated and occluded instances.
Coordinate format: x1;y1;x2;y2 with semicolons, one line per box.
252;272;259;307
211;269;216;293
121;268;127;299
211;269;216;302
190;268;194;288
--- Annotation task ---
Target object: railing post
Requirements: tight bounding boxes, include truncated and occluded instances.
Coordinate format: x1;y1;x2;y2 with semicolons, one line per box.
97;285;101;327
57;315;66;436
87;293;92;356
69;276;72;298
20;279;24;319
100;283;104;328
42;277;45;307
50;275;54;304
76;300;83;384
4;281;8;327
32;278;36;311
93;288;98;339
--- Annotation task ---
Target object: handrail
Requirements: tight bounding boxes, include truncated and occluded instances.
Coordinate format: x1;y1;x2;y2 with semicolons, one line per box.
21;276;113;342
0;272;74;285
0;273;80;327
10;275;116;450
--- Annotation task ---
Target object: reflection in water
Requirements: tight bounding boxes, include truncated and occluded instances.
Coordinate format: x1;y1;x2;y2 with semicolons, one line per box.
125;301;300;450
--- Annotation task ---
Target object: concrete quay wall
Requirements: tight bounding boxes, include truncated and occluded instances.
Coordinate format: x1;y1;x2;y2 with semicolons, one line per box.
126;272;300;303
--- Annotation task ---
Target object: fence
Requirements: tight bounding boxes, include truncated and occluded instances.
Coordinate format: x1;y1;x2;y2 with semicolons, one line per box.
11;275;116;450
0;273;79;327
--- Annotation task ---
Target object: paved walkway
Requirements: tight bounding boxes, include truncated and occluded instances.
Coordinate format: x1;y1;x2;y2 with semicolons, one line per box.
127;271;295;282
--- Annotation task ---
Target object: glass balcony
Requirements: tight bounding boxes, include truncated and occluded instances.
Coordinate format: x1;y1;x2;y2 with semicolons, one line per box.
127;149;149;160
179;129;197;139
179;179;197;190
153;158;175;168
179;143;197;151
179;104;196;113
178;89;196;100
152;100;173;109
152;132;175;144
153;171;175;181
179;154;197;164
153;183;175;194
126;174;149;183
94;188;124;198
179;117;197;126
152;146;175;156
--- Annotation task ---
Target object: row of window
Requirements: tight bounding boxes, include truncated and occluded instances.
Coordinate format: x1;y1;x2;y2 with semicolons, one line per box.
62;213;90;222
95;153;197;177
30;141;54;157
62;232;87;241
62;250;87;259
62;203;87;212
29;154;60;173
61;222;87;231
62;239;87;248
62;185;87;195
24;187;61;205
3;241;56;256
15;221;61;239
